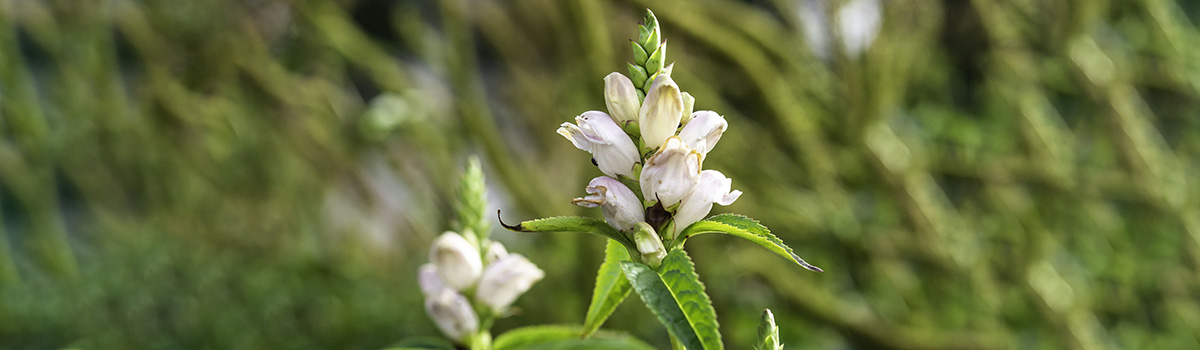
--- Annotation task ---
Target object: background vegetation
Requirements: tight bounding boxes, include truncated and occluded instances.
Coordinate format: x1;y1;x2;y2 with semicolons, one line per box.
2;0;1200;349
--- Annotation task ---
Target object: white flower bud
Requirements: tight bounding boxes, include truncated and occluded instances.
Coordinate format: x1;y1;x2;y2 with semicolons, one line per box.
604;72;641;123
572;176;645;232
639;137;701;207
418;263;446;297
673;170;742;239
475;254;545;313
430;231;483;291
677;111;727;160
425;289;479;343
557;111;641;178
485;241;508;264
632;222;667;268
638;75;683;148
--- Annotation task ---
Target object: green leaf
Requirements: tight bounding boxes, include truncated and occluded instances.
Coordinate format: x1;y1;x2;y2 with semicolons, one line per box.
631;41;649;65
582;240;634;338
499;213;635;249
493;325;656;350
681;214;822;272
621;249;723;350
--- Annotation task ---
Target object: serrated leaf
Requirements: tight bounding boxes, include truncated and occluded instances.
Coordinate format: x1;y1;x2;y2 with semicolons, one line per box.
499;213;635;249
493;325;655;350
621;249;723;350
582;239;633;338
681;214;822;272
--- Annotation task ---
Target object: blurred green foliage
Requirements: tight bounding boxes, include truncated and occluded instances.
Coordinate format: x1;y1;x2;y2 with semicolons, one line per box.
2;0;1200;349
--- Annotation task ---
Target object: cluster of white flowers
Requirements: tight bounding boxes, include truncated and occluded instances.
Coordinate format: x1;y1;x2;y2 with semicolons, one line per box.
558;72;742;265
419;231;544;342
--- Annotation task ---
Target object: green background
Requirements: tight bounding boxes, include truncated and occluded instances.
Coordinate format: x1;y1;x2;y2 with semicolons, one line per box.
2;0;1200;349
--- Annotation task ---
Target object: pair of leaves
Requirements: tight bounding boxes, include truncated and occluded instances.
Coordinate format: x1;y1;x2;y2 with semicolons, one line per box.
620;249;722;350
502;213;820;350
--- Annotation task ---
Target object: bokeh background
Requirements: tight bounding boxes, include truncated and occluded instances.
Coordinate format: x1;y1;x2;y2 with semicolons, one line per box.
3;0;1200;349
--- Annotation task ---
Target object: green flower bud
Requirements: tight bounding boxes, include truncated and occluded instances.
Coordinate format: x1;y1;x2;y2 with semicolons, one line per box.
756;309;782;350
627;63;649;89
631;41;649;65
645;41;667;75
680;92;695;125
632;222;667;268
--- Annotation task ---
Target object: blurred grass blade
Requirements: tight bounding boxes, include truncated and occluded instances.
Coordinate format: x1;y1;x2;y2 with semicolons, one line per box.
620;249;723;350
582;239;634;338
681;214;821;272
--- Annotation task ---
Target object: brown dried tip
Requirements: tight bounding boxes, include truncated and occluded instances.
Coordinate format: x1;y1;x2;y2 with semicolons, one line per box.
497;210;524;231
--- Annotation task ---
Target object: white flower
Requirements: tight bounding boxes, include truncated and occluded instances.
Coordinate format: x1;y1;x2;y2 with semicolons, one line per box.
632;222;667;268
430;231;483;291
677;111;727;160
604;72;640;123
418;263;446;297
639;75;683;148
673;170;742;239
572;176;645;232
425;289;479;343
485;241;508;264
557;111;641;178
475;254;545;313
639;137;700;207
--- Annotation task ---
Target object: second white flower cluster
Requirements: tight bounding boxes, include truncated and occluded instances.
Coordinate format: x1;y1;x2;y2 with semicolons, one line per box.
558;72;742;262
419;231;544;342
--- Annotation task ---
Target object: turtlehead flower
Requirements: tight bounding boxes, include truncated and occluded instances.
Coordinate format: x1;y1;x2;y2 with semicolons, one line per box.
430;231;483;291
572;176;645;232
475;254;545;313
558;111;640;178
425;289;479;343
485;241;508;264
677;111;727;160
418;263;446;297
632;222;667;268
639;75;683;148
604;72;641;123
640;137;700;207
673;170;742;239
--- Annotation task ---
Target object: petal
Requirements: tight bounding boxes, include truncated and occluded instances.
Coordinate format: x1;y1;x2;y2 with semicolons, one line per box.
639;137;700;206
425;289;479;342
576;111;640;178
430;231;483;291
604;72;641;123
638;75;683;148
677;111;727;158
475;254;545;313
556;122;592;152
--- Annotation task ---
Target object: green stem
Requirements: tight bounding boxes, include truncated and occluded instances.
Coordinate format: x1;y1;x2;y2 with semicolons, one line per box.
470;330;492;350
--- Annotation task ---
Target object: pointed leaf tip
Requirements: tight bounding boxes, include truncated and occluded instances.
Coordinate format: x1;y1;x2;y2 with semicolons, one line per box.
498;210;523;231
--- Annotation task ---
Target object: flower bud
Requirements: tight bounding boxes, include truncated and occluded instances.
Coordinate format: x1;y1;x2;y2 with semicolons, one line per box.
756;309;782;350
425;289;479;343
485;241;508;264
672;170;742;239
572;176;645;232
475;254;545;313
430;231;483;291
632;222;667;268
557;111;641;178
677;111;727;160
679;92;695;125
418;263;446;297
638;75;684;149
604;73;640;124
639;137;700;207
